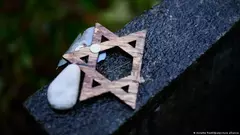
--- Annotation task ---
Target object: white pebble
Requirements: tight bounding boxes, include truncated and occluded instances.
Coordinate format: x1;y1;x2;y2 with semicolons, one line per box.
47;64;80;110
97;52;107;62
90;44;101;53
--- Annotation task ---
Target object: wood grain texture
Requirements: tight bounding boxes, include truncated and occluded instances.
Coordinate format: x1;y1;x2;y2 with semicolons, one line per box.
63;23;146;109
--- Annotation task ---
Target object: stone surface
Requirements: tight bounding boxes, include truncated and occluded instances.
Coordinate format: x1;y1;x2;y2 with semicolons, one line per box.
47;64;80;110
127;21;240;135
24;0;240;135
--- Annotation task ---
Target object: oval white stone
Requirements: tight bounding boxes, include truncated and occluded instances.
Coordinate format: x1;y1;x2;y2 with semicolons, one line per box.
47;64;80;110
90;44;101;53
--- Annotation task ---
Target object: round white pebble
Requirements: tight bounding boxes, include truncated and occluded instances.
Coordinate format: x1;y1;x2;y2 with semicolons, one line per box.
90;44;101;53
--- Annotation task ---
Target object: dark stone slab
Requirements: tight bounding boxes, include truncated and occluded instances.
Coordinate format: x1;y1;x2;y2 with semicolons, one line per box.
127;20;240;135
24;0;240;135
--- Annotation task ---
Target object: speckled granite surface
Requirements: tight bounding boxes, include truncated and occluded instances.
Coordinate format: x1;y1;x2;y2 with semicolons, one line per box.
24;0;240;135
127;20;240;135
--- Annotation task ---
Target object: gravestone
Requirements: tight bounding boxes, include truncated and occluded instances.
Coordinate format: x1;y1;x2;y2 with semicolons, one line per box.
24;0;240;135
126;21;240;135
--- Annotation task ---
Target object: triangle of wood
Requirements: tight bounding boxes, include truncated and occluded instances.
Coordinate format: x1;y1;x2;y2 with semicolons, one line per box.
63;23;146;109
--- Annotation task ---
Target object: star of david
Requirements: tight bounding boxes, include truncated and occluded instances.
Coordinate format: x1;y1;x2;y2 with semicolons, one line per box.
63;23;146;109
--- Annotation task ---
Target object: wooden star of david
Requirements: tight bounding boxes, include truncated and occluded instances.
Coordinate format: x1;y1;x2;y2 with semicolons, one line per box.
63;23;146;109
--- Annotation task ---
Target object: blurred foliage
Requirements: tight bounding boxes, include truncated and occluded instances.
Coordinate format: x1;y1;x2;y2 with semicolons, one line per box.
0;0;158;132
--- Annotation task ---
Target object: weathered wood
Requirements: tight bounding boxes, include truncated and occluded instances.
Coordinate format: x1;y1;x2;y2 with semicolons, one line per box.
63;23;146;109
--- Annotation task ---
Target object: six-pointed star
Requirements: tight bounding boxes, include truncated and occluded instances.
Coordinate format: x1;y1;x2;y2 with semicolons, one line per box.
63;23;146;109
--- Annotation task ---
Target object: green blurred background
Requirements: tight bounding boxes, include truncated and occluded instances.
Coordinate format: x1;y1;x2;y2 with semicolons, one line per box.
0;0;157;134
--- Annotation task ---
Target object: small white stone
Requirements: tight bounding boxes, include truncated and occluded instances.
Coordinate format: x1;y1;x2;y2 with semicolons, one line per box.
47;64;80;110
90;44;101;53
97;52;107;62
